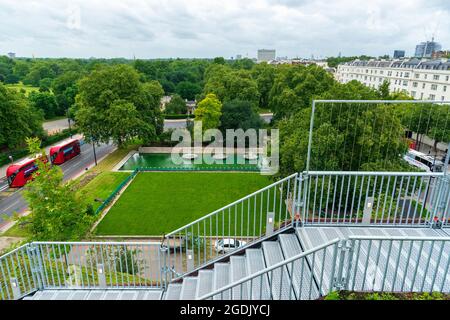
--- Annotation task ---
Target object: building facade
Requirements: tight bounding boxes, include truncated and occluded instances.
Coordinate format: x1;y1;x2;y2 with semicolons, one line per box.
257;49;276;62
415;41;442;58
336;58;450;101
393;50;405;59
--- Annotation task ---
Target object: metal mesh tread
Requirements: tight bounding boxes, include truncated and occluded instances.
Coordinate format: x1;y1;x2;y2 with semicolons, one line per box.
245;248;271;299
180;277;198;300
25;289;164;300
262;241;295;300
279;233;320;299
213;263;231;300
164;283;182;300
196;270;214;299
230;256;249;299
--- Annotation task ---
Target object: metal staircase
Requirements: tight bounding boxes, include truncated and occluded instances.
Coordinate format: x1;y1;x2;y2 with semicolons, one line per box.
163;230;304;300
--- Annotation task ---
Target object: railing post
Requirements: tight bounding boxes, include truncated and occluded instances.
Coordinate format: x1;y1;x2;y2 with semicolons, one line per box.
333;240;352;291
10;277;21;300
27;244;45;290
266;212;275;236
97;264;106;288
159;245;169;289
434;175;450;228
186;249;194;272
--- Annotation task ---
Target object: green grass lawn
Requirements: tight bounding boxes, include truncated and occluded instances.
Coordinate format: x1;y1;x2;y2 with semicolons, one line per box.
76;171;130;211
95;172;273;235
5;82;39;96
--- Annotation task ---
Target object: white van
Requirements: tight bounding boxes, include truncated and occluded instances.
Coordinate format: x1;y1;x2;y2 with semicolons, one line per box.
403;149;444;172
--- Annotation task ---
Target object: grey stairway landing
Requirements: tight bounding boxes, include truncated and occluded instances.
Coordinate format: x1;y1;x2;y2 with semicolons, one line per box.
22;289;164;300
163;230;307;300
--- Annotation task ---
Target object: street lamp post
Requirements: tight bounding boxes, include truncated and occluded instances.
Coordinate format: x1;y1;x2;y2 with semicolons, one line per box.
92;140;98;166
8;155;13;164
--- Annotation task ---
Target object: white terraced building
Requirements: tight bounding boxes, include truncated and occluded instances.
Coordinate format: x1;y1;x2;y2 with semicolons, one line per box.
336;59;450;101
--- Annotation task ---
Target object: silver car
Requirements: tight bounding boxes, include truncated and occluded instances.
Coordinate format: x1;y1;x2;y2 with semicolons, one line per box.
214;238;247;253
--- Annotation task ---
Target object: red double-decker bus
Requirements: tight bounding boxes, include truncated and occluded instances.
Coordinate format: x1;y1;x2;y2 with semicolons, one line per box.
6;156;48;188
50;139;81;165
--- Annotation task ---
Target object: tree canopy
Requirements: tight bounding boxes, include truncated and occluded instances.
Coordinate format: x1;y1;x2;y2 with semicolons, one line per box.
0;84;43;149
74;64;164;147
194;93;222;132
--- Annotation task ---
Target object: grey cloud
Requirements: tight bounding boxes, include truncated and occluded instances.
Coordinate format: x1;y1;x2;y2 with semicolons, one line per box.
0;0;449;59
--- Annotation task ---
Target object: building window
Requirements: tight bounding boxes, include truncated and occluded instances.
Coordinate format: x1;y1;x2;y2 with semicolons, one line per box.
411;91;416;97
403;80;408;86
433;75;439;80
413;82;418;88
442;96;445;101
415;74;420;79
446;75;449;81
429;94;435;100
422;83;426;89
424;74;427;79
431;84;438;90
404;72;410;77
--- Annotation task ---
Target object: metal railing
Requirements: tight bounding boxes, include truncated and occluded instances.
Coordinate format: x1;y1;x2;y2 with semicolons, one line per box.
344;236;450;293
0;241;164;300
198;238;340;300
298;171;449;227
198;236;450;300
163;173;299;278
95;168;139;215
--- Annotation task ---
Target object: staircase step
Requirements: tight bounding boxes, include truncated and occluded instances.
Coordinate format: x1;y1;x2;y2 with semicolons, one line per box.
245;249;271;299
196;270;214;299
118;291;138;300
164;283;182;300
279;233;320;299
142;290;163;300
230;256;249;299
180;277;198;300
67;290;90;300
213;263;231;300
262;241;295;300
51;290;75;300
85;290;107;300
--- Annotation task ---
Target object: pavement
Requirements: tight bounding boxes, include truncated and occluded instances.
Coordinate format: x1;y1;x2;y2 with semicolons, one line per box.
43;118;72;135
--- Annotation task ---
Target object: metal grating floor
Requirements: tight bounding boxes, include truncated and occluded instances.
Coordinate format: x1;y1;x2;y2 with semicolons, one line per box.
22;289;164;300
296;226;450;294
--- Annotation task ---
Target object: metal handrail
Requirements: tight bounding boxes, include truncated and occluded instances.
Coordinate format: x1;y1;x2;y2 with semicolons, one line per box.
166;172;298;236
197;238;340;300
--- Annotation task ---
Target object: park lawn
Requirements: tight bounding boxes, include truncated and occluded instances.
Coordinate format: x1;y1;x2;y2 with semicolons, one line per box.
5;82;39;96
95;172;272;236
75;171;130;211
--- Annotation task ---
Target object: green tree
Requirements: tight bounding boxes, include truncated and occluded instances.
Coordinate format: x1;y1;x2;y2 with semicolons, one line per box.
20;137;93;241
0;84;43;149
220;99;263;131
165;94;187;114
74;64;164;147
194;93;222;132
175;81;201;100
278;82;409;176
29;91;60;119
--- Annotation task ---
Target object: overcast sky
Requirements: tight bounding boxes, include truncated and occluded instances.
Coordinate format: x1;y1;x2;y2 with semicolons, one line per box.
0;0;449;59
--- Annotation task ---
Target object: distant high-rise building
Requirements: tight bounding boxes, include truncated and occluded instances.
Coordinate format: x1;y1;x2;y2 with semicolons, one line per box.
7;52;16;59
393;50;405;59
414;40;442;58
257;49;276;62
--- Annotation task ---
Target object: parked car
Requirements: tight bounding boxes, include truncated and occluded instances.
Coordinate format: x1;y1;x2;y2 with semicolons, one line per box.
214;238;247;253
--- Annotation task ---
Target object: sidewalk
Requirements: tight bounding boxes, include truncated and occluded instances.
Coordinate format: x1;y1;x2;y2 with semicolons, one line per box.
0;133;83;179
